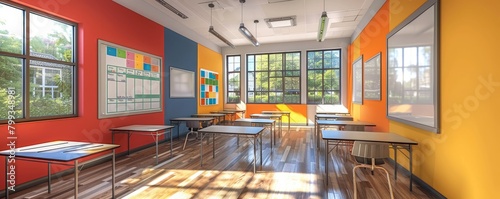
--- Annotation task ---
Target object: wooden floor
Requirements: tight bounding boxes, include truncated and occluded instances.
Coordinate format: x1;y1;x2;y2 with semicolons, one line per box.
9;126;434;199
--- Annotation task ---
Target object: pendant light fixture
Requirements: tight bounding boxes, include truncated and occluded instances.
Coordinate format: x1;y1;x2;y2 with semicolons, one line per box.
208;3;235;48
317;0;329;42
239;0;259;46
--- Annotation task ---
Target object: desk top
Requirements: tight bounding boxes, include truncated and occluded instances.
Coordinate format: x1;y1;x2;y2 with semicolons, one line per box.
170;117;214;122
250;114;282;118
316;114;353;119
191;114;226;117
262;111;290;114
224;109;245;112
198;125;264;135
322;130;418;145
211;111;236;114
0;141;119;162
235;118;275;124
110;125;174;132
317;120;375;126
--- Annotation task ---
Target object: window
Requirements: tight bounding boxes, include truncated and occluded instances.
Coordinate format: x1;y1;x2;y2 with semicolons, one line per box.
388;46;432;104
307;49;341;104
226;55;240;103
0;2;77;122
247;52;300;104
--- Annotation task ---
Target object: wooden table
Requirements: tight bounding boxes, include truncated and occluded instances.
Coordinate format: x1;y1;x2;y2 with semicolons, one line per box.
110;125;174;165
262;111;291;133
198;125;265;173
235;118;276;149
322;130;418;190
316;120;375;148
0;141;119;198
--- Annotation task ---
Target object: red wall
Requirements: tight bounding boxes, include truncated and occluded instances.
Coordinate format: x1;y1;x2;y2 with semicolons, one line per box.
0;0;165;188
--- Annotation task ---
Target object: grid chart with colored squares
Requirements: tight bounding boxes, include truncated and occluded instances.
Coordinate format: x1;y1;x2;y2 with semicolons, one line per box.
105;45;162;113
200;69;219;106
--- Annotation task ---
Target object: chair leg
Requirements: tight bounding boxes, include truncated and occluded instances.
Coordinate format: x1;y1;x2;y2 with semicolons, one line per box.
353;165;393;199
353;165;360;199
183;130;194;150
376;166;394;199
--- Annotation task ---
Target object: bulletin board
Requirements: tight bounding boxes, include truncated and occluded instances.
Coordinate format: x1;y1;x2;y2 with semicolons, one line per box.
98;40;163;119
170;67;195;98
200;69;219;106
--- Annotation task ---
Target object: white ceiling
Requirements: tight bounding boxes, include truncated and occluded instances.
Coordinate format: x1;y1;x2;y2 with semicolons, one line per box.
113;0;375;49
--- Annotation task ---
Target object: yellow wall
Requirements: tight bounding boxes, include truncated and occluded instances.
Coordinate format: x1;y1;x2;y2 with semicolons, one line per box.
197;44;224;113
387;0;500;198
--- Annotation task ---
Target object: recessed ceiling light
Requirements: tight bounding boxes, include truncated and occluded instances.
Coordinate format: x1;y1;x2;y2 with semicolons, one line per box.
264;16;296;28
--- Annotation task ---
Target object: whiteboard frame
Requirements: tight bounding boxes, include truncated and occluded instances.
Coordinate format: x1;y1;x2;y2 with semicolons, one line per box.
169;67;195;98
98;39;163;119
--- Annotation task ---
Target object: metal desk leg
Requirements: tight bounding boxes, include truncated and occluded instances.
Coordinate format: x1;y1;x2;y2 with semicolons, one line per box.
288;113;290;133
48;162;51;193
260;133;263;169
212;134;215;158
316;123;320;148
170;129;173;158
410;145;413;191
155;132;159;165
200;133;204;167
112;149;116;198
273;122;276;146
325;140;329;186
74;159;79;198
127;132;131;156
253;136;257;173
269;124;273;150
394;145;398;180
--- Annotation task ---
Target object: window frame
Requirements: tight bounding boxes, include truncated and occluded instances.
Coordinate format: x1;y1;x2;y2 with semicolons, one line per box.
0;0;78;123
306;49;342;104
226;54;241;104
246;51;301;104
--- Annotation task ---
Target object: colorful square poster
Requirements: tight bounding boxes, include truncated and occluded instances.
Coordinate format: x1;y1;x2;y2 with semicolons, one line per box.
200;69;218;106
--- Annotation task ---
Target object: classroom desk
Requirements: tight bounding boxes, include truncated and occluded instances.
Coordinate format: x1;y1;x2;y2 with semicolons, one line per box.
262;111;291;133
224;109;246;118
110;125;174;165
169;117;214;138
316;120;376;148
250;114;283;138
198;125;264;173
314;114;354;135
322;130;418;190
210;111;237;124
0;141;119;199
235;118;276;148
191;113;226;125
316;112;351;115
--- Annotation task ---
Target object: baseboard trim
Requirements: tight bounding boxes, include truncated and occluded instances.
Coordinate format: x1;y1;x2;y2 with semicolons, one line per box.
385;158;447;199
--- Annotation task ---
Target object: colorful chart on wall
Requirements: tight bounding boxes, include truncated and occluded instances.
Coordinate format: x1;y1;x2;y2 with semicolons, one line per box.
98;40;162;118
200;69;218;106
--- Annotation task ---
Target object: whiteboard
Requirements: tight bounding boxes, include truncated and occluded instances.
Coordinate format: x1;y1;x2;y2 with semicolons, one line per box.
98;40;163;119
170;67;195;98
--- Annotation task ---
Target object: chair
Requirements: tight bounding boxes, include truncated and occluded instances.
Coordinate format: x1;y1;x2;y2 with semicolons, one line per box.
183;121;204;150
352;141;394;199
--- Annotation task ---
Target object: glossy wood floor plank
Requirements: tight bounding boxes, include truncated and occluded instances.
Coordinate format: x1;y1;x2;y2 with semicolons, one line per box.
9;126;433;199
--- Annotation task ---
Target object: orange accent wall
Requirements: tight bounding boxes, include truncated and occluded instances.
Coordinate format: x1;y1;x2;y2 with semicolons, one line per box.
0;0;165;188
348;2;390;132
197;44;224;113
245;104;307;124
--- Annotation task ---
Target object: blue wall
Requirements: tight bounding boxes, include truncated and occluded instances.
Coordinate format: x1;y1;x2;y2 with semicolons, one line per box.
164;28;198;138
